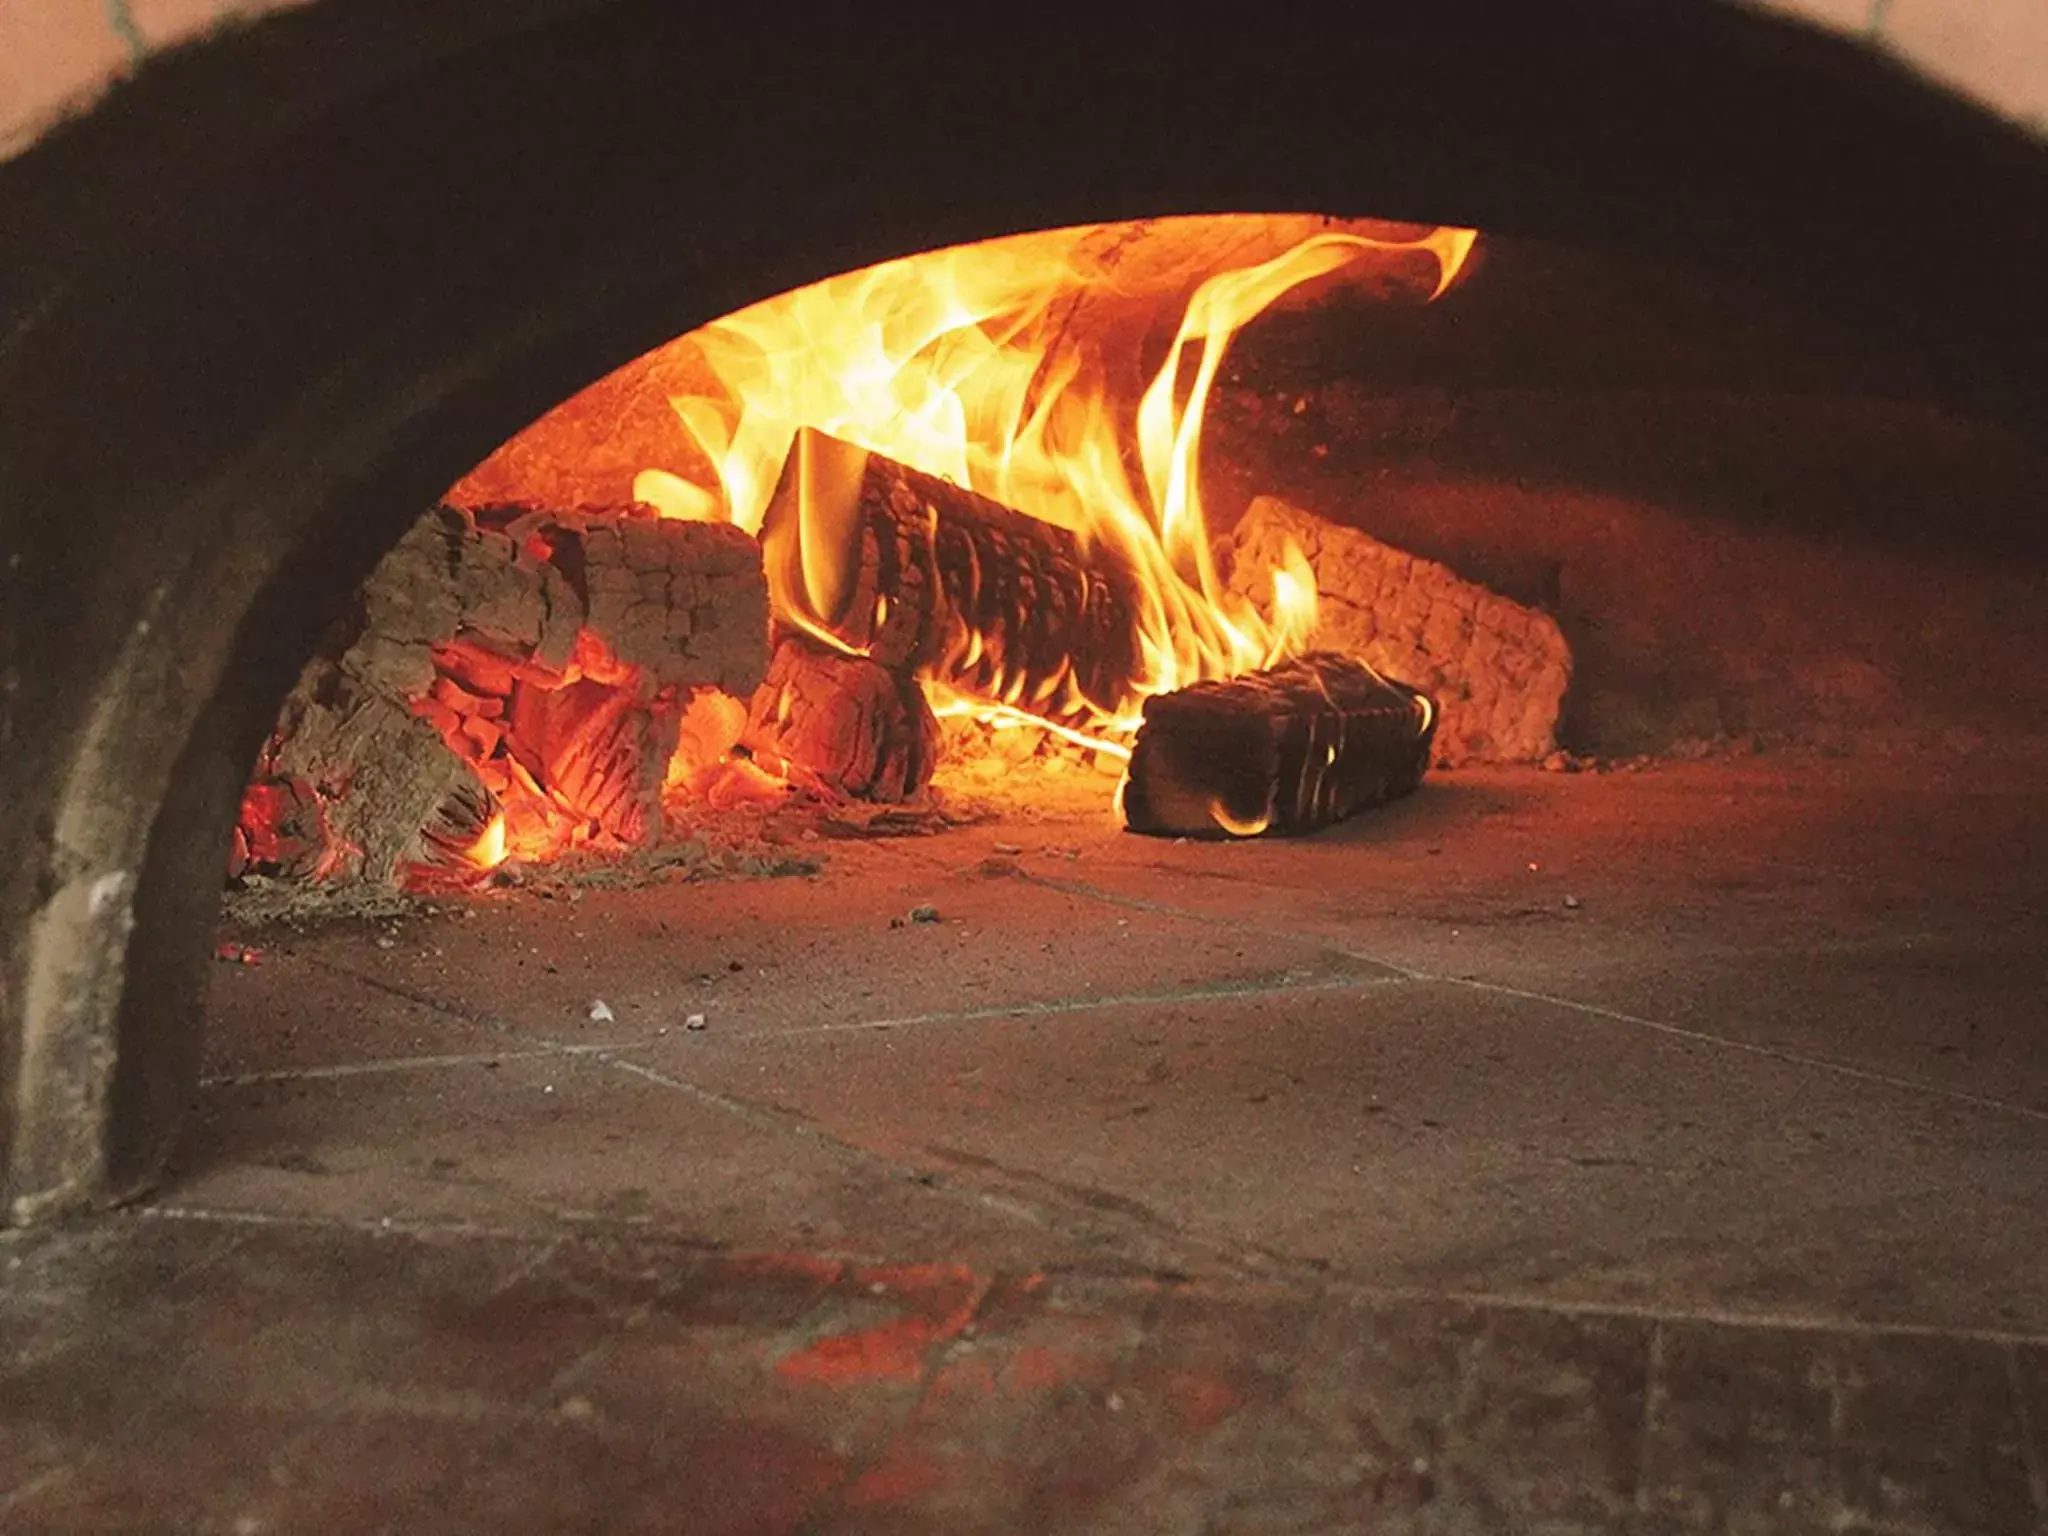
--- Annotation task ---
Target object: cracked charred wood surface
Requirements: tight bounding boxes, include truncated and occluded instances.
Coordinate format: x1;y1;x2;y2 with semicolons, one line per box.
1121;652;1435;838
237;502;768;886
258;661;495;887
759;428;1141;721
742;637;941;802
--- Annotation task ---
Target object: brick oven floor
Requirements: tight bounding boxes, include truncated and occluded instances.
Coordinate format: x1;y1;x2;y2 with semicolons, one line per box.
7;760;2048;1532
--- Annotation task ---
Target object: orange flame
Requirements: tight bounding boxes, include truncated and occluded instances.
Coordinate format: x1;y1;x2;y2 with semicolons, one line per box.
642;218;1476;743
462;811;508;871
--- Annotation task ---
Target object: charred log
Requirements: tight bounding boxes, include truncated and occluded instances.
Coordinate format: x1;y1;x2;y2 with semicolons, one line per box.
241;661;499;886
742;637;940;802
1121;653;1435;838
757;428;1140;721
238;501;770;889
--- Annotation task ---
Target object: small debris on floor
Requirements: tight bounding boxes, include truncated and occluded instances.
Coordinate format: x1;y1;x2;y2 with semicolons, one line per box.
910;904;941;924
980;855;1019;877
588;1000;615;1023
685;1013;708;1032
211;942;264;966
1563;894;1583;910
376;936;396;950
993;842;1022;855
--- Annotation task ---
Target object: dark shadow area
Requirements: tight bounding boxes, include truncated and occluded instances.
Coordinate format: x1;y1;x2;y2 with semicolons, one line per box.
1227;236;2048;560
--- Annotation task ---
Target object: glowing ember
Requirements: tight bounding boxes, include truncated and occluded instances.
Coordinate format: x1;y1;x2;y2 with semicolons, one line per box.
463;811;508;871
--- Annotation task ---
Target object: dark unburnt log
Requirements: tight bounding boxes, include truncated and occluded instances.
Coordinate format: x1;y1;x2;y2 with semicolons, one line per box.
757;428;1140;721
742;638;941;802
1121;652;1435;838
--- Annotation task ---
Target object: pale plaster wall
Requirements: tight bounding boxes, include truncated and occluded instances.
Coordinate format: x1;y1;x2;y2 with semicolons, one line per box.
0;0;306;158
1747;0;2048;132
1;0;2044;163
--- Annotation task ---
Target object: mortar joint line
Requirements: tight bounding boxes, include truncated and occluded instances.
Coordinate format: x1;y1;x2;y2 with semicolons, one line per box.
1635;1319;1666;1518
1324;1276;2048;1349
302;943;1406;1053
1029;871;2048;1127
199;1041;641;1089
1432;974;2048;1126
2008;1344;2048;1525
765;970;1411;1041
126;1202;2048;1347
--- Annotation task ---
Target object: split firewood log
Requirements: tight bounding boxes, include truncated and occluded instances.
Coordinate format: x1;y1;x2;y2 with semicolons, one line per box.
741;637;941;802
1121;652;1435;837
266;663;500;883
757;428;1140;721
239;501;773;890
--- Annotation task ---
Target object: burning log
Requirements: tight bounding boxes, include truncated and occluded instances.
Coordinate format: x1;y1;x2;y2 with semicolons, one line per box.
242;661;499;886
757;428;1141;721
741;637;941;801
1120;653;1435;838
237;502;770;889
1227;498;1571;765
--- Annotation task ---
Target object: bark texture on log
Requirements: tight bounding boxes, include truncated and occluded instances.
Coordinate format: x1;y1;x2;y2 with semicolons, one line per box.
1121;653;1434;838
1227;497;1571;765
741;638;940;802
758;429;1140;721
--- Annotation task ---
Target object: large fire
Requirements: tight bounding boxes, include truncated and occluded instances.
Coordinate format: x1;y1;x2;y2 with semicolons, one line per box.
233;218;1481;888
636;219;1477;747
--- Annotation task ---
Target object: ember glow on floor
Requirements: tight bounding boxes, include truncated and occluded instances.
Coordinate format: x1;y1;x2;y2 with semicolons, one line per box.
7;760;2047;1532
